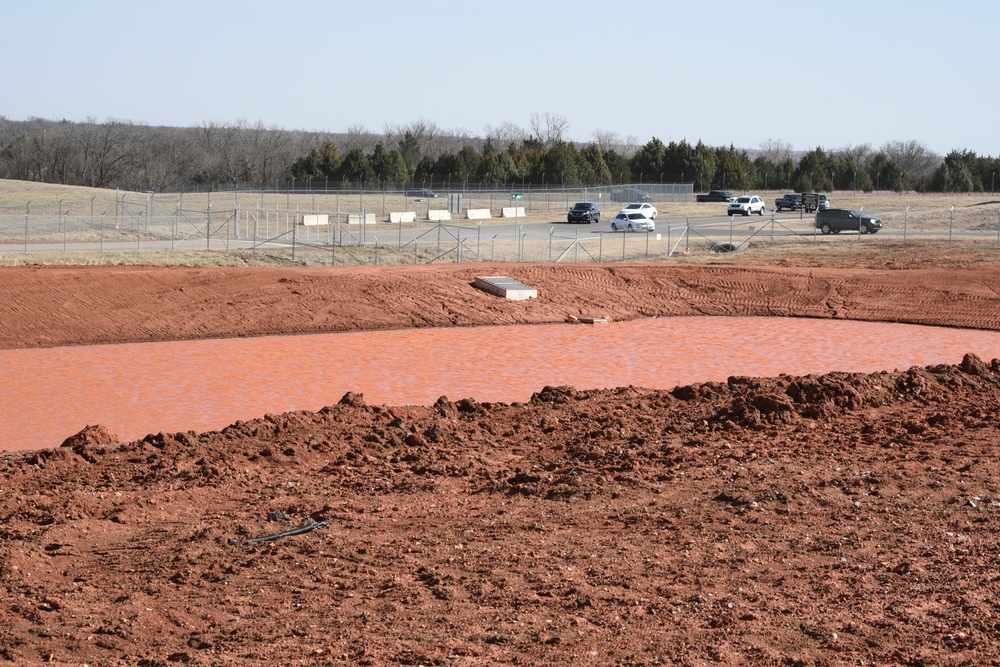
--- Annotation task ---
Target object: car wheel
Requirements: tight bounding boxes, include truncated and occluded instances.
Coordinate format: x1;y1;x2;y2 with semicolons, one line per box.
758;207;764;216
627;223;634;232
742;210;749;217
611;223;618;231
859;223;869;234
820;223;832;235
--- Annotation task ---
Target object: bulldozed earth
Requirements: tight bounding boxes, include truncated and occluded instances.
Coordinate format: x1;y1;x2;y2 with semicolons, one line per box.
3;241;1000;665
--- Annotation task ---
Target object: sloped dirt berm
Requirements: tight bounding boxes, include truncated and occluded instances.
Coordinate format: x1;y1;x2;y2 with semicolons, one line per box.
2;242;1000;665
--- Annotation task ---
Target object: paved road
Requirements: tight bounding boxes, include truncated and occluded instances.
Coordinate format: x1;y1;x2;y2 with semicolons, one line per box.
2;211;997;256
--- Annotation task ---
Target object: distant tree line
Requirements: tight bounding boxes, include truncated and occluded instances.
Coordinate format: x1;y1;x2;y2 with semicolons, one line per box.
2;114;999;194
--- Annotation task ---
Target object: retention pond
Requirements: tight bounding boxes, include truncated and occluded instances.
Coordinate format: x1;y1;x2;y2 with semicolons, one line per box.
3;316;1000;451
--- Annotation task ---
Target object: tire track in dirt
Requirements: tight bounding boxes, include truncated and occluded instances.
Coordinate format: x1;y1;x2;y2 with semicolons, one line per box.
2;263;1000;350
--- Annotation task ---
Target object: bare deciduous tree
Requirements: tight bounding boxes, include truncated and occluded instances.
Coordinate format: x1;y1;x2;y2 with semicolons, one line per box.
484;122;527;148
76;117;147;188
880;139;941;182
529;112;569;147
342;123;377;153
759;138;794;164
835;143;874;169
591;128;621;154
621;134;640;159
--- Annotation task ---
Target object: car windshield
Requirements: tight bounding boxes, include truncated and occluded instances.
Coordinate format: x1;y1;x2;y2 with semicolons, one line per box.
573;203;592;210
735;197;751;203
627;213;646;220
625;204;641;209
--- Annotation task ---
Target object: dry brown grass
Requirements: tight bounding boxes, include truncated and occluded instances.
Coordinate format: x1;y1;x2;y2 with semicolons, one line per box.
2;179;998;267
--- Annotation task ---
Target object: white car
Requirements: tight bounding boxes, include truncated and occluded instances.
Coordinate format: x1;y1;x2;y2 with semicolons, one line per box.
727;195;766;217
619;202;658;219
610;211;655;232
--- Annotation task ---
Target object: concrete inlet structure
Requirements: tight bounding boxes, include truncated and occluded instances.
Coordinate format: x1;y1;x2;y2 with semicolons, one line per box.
474;276;538;301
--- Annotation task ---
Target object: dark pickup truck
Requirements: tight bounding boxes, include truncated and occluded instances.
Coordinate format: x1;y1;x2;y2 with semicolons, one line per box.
774;193;803;211
696;190;735;202
776;192;825;213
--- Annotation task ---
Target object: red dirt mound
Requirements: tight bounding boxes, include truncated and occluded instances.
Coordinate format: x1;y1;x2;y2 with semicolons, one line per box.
3;248;1000;664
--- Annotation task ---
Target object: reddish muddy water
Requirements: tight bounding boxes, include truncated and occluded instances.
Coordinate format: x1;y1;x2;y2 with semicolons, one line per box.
3;316;1000;451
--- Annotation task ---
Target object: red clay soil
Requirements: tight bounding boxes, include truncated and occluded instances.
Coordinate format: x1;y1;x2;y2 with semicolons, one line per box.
3;244;1000;665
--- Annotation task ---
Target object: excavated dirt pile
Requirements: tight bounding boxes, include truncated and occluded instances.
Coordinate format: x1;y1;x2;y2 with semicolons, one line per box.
3;245;1000;665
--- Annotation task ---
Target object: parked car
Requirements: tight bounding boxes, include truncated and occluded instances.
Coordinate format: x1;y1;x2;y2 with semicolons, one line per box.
610;187;652;203
815;208;883;235
774;193;803;211
727;195;766;216
567;201;600;223
610;211;655;232
620;202;658;219
819;194;831;209
696;190;736;202
405;188;440;198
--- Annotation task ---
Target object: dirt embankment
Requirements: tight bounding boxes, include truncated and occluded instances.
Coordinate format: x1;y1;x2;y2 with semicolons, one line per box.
3;247;1000;350
3;245;1000;665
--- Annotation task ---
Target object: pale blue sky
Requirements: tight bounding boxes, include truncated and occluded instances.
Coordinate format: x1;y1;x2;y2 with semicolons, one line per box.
2;0;996;156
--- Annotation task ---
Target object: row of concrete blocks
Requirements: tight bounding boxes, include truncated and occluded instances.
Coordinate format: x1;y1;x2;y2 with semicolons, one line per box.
315;207;528;225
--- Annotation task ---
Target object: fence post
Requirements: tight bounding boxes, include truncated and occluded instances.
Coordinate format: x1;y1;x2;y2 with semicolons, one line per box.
24;202;30;253
599;231;603;262
903;207;909;245
949;205;954;243
549;228;553;262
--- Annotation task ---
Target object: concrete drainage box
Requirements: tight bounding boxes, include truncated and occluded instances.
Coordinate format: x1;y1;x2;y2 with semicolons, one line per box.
474;276;538;301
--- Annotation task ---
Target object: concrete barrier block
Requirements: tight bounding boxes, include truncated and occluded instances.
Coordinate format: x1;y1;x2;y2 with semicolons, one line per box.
301;214;329;226
389;211;417;223
466;208;492;220
501;207;526;218
428;210;451;221
347;213;378;225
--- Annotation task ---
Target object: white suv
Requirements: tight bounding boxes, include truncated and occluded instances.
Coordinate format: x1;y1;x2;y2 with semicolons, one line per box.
727;195;766;216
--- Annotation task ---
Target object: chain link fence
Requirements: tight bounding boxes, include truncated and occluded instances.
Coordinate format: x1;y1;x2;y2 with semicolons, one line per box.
2;186;999;264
